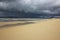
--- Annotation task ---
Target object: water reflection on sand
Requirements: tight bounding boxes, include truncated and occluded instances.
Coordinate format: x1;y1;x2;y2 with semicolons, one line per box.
0;18;40;28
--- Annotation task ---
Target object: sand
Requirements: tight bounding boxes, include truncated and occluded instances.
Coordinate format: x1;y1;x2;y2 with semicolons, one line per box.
0;18;60;40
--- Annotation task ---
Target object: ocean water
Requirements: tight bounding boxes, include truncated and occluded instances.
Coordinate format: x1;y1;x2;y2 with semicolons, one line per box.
0;18;41;22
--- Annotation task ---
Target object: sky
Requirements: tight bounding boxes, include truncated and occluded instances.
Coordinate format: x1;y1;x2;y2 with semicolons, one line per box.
0;0;60;16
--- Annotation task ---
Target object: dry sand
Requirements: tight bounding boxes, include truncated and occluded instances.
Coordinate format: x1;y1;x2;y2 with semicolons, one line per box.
0;18;60;40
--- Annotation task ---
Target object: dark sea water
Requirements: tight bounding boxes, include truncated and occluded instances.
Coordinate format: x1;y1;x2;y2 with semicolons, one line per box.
0;18;41;22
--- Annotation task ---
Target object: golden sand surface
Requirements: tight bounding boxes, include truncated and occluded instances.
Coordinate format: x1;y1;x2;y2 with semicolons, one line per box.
0;18;60;40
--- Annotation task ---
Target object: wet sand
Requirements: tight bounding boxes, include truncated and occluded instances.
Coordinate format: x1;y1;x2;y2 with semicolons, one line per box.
0;18;60;40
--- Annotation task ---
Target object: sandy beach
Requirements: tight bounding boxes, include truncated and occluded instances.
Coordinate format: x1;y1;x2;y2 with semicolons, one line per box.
0;18;60;40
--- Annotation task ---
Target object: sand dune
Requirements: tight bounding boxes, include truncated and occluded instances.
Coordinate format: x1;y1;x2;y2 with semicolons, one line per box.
0;18;60;40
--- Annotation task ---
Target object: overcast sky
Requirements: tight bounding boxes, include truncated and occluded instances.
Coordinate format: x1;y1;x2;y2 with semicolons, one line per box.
0;0;60;14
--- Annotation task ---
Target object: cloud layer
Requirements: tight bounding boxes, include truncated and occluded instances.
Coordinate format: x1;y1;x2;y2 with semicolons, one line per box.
0;0;60;14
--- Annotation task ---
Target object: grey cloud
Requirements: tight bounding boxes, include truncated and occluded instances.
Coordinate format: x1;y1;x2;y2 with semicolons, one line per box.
0;0;16;2
0;0;60;14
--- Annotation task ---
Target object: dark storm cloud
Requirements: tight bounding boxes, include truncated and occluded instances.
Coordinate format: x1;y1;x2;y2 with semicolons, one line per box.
0;0;16;2
0;0;60;14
